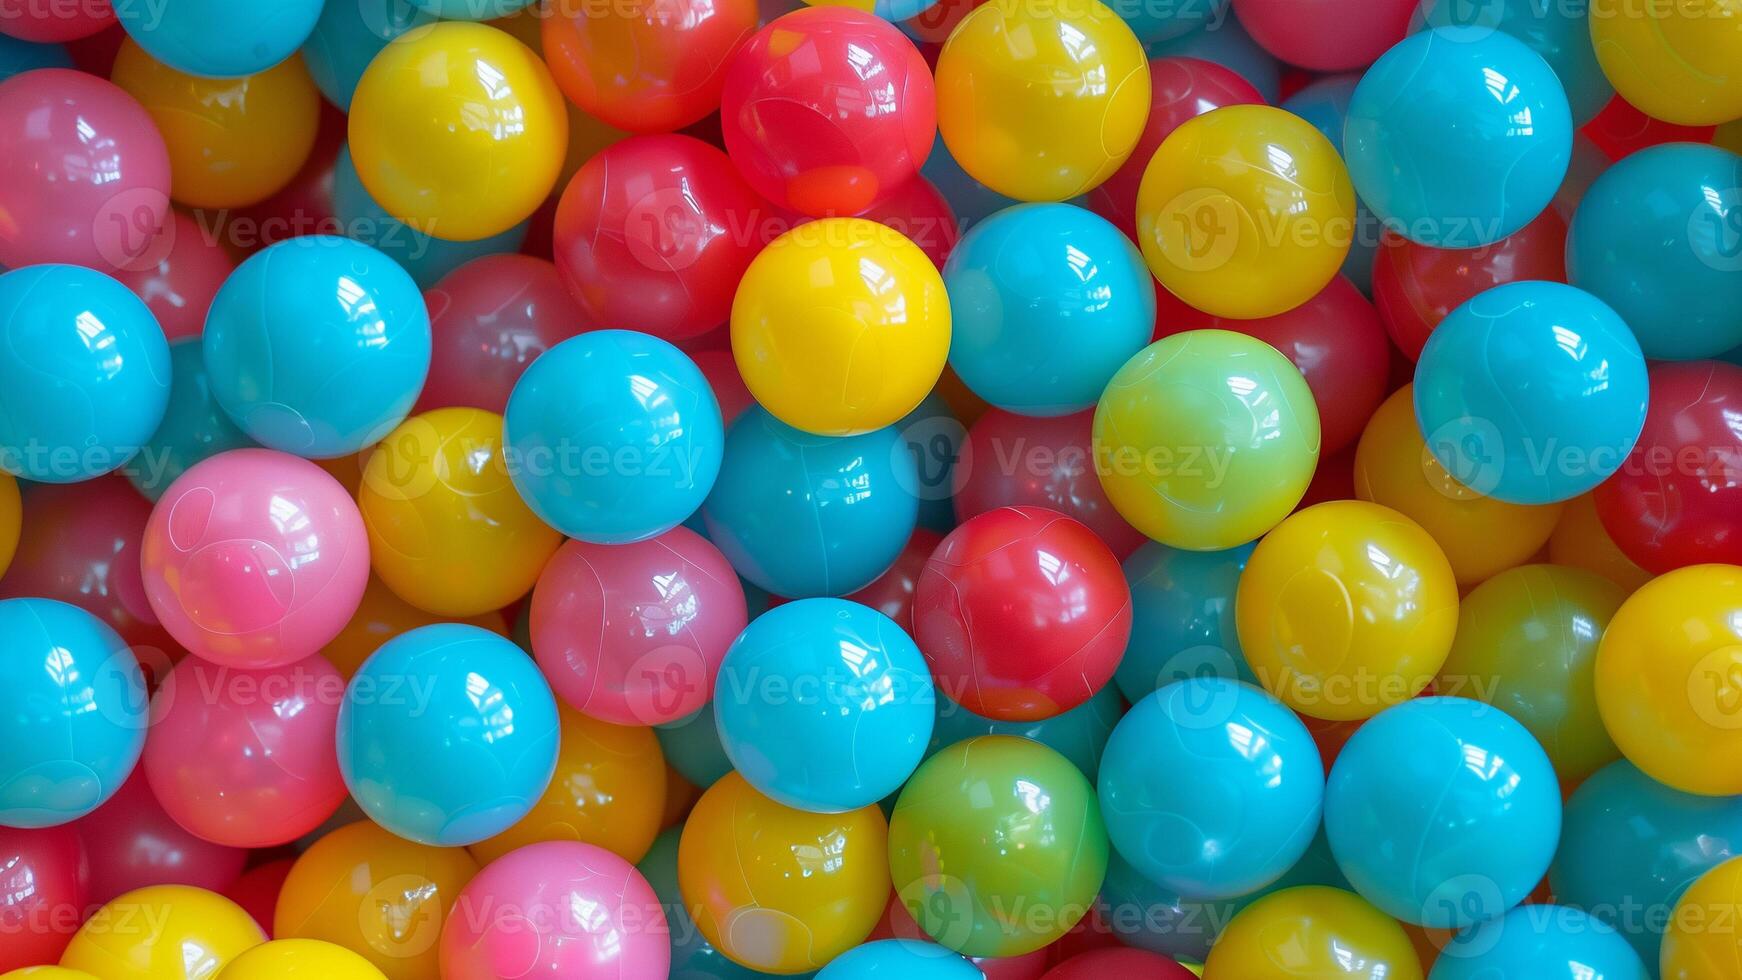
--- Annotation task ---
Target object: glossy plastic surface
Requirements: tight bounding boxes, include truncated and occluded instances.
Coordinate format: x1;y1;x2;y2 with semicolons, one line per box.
115;0;319;78
130;338;255;501
215;939;387;980
837;527;942;633
417;255;580;414
348;22;568;241
1100;679;1323;901
1203;886;1422;980
928;685;1122;782
1588;0;1742;126
1346;29;1572;248
1414;0;1611;125
1548;493;1652;594
1278;74;1386;295
301;0;432;110
0;0;112;43
110;211;235;343
1148;12;1281;102
1116;541;1253;703
1662;855;1742;980
1430;905;1645;980
1232;0;1411;70
1093;330;1321;551
637;827;764;979
71;770;246;905
62;885;265;980
0;826;86;969
818;940;983;979
935;0;1149;202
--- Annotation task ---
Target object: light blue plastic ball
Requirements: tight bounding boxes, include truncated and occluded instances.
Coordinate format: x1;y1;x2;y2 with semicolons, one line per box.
115;0;323;78
640;827;798;980
1106;0;1229;45
408;0;537;19
204;234;430;459
1146;12;1281;103
1279;74;1383;295
1326;697;1562;929
1116;541;1254;704
1567;143;1742;361
1429;904;1647;980
127;338;256;501
919;133;1019;235
1345;28;1573;248
715;598;934;812
1099;678;1324;901
332;146;528;290
1413;280;1648;505
1551;760;1742;971
655;701;735;790
505;329;722;544
0;598;147;828
301;0;434;110
945;204;1155;417
702;407;918;597
337;623;560;846
815;940;981;979
0;264;170;483
929;684;1124;781
0;35;71;80
1414;0;1612;126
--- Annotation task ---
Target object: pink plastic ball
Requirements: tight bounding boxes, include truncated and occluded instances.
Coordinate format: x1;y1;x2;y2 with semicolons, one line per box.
141;449;370;669
0;0;114;42
143;654;347;849
72;769;247;906
0;68;170;271
1231;0;1414;71
110;210;236;341
440;840;669;980
530;526;748;726
721;7;935;217
418;254;582;415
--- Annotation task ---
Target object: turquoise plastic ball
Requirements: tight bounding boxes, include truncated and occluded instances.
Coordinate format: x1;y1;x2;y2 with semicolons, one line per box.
1116;541;1255;704
301;0;434;110
1429;904;1647;980
0;35;71;80
1414;0;1612;126
116;0;323;78
815;940;981;979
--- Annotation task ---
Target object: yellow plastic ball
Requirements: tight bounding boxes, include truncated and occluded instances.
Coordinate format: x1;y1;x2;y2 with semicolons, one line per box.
1663;854;1742;979
935;0;1150;202
358;408;562;618
1236;500;1459;722
110;40;320;211
3;969;101;980
1093;330;1320;551
677;771;889;974
214;940;387;980
468;705;667;866
1354;386;1562;588
0;471;18;579
61;886;265;980
274;821;480;980
1136;104;1355;320
1590;0;1742;126
731;218;950;436
1548;492;1654;594
1595;564;1742;797
348;22;568;242
1204;886;1423;980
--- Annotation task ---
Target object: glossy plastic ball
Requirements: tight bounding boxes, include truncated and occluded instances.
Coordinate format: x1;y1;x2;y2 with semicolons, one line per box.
554;134;767;341
1345;29;1572;248
129;338;255;501
1116;540;1253;703
204;235;430;458
301;0;432;110
110;211;236;343
732;218;949;436
1430;904;1645;980
1568;143;1742;360
1414;280;1648;505
1415;0;1612;126
679;771;890;974
1278;74;1386;295
935;0;1149;202
915;506;1131;721
417;255;580;415
1588;0;1742;126
0;264;170;483
506;330;722;543
115;0;319;78
141;449;369;668
1100;679;1324;901
71;769;246;904
0;0;112;43
819;940;983;979
338;623;559;846
1137;104;1354;319
889;736;1108;958
1148;11;1281;101
637;827;759;980
1662;855;1742;980
1326;697;1562;928
837;526;942;632
1203;886;1422;980
62;885;265;980
1093;330;1321;551
928;684;1122;782
1232;0;1411;70
0;826;86;970
215;939;387;980
702;408;917;596
944;204;1153;416
349;22;567;241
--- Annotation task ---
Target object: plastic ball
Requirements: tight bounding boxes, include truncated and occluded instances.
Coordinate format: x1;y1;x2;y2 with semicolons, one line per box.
928;684;1122;782
274;820;479;980
637;827;758;979
943;204;1153;416
1100;679;1324;901
440;840;668;980
554;134;768;341
0;474;16;579
300;0;432;110
0;264;170;483
106;210;233;343
817;940;982;979
72;767;247;905
1415;0;1612;126
2;970;99;980
115;0;319;78
1147;11;1281;103
1568;143;1742;360
129;338;256;501
348;22;567;241
1278;74;1387;295
1588;0;1742;126
0;826;86;970
323;575;506;680
1344;29;1573;249
0;0;112;43
1326;697;1562;928
337;623;559;846
1116;540;1253;703
935;0;1149;203
417;254;580;414
915;506;1130;721
836;526;942;633
716;598;935;811
731;218;949;436
203;235;430;458
679;771;890;974
889;736;1107;957
1430;904;1645;980
214;940;386;980
920;131;1019;231
1594;361;1742;573
1232;0;1411;70
1662;855;1742;980
62;885;265;980
141;449;369;668
1093;330;1322;551
1414;280;1648;505
1203;886;1422;980
1136;104;1355;320
1548;493;1652;594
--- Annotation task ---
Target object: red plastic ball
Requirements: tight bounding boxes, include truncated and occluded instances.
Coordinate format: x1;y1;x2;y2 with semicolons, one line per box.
915;505;1132;721
692;349;754;426
0;0;113;42
109;209;237;341
0;826;88;971
721;7;935;217
1371;208;1569;361
223;857;295;937
1041;948;1194;979
1582;94;1716;161
852;175;959;269
554;134;770;341
72;769;247;906
419;254;582;414
1595;360;1742;573
1232;0;1414;71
